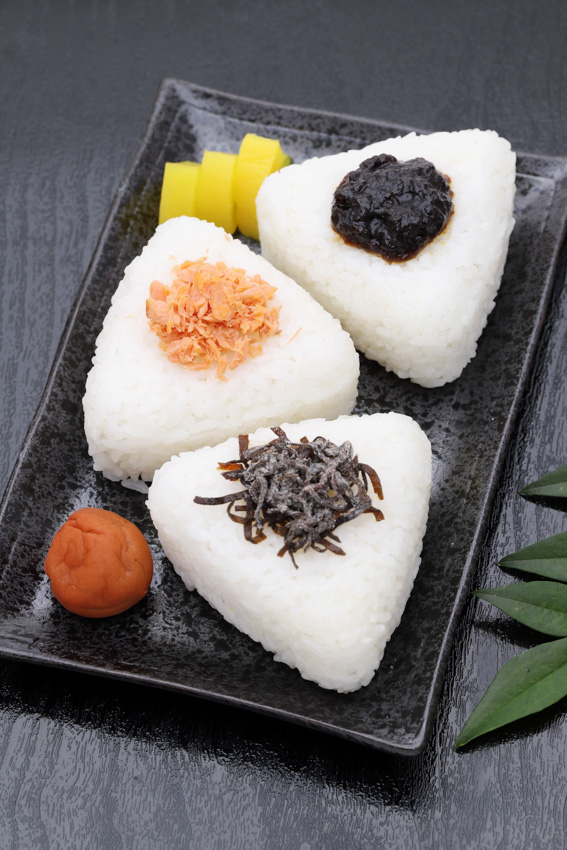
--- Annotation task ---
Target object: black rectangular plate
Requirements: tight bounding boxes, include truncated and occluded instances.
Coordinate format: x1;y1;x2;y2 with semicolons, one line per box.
1;79;567;755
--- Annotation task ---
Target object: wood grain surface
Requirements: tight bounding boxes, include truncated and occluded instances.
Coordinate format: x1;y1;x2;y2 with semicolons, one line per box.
1;1;567;847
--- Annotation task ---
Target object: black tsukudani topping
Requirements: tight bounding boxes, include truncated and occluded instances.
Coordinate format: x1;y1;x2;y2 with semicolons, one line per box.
331;154;453;261
194;428;384;567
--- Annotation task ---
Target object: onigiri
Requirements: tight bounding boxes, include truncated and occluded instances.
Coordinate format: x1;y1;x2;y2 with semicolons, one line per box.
256;129;516;387
83;217;359;488
147;412;432;693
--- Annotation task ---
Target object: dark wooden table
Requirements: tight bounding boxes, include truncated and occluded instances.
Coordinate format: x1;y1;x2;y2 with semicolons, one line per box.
2;1;567;847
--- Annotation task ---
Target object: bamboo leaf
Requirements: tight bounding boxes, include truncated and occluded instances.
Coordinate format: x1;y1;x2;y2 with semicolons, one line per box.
499;531;567;582
475;582;567;636
520;464;567;498
456;637;567;747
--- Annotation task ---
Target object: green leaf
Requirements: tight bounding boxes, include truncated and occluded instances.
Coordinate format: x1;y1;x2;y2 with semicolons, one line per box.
499;531;567;582
520;464;567;498
475;581;567;636
456;637;567;747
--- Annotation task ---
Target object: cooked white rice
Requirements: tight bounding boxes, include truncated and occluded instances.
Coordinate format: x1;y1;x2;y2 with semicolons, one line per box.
83;217;359;487
147;412;432;692
257;129;516;387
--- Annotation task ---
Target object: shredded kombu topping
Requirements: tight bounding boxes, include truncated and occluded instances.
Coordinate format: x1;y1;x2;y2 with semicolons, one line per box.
194;427;384;567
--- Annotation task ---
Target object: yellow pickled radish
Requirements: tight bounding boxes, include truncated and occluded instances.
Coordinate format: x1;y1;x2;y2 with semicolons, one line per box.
234;134;291;240
196;151;238;234
158;161;200;225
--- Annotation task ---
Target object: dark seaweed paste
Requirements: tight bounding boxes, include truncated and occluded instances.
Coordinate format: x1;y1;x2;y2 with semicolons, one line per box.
194;427;384;567
331;154;453;262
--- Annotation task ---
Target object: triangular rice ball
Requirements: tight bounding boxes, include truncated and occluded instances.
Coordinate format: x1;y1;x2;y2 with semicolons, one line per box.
83;217;359;487
257;129;516;387
147;412;432;692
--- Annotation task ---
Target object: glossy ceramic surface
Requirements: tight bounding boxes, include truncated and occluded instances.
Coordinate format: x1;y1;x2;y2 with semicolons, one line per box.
1;79;566;755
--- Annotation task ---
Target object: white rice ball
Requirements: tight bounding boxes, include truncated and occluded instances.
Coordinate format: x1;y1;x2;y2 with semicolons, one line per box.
147;412;432;693
257;129;516;387
83;217;359;487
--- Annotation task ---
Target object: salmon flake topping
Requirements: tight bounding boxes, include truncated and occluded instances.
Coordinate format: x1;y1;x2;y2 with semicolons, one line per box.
146;258;281;379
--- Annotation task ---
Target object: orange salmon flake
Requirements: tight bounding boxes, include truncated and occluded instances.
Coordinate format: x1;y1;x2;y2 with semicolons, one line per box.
146;259;280;379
